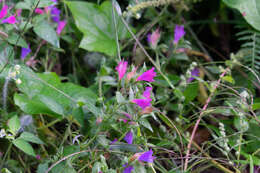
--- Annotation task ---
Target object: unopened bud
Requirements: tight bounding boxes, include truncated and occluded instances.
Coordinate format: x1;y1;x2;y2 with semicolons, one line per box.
141;106;153;115
96;117;102;125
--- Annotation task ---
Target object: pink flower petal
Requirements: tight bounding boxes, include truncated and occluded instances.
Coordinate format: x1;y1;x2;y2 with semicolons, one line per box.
0;5;8;19
115;60;128;80
56;20;67;35
136;67;156;82
35;8;44;14
2;15;16;24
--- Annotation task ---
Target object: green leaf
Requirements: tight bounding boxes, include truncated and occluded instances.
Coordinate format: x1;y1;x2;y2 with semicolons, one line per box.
19;132;44;144
33;20;60;48
7;33;28;48
139;118;153;132
223;0;260;31
13;138;36;157
222;75;235;84
16;0;55;10
14;66;99;118
65;1;129;56
8;115;21;135
183;82;198;102
37;163;48;173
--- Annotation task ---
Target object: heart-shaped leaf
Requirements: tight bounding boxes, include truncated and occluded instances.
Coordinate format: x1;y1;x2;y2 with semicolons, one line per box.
65;1;129;56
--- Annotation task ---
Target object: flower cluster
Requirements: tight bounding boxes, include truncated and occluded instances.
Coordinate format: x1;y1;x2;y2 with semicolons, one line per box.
115;60;156;172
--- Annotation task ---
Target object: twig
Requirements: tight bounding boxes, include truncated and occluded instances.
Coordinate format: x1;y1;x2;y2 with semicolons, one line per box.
184;68;228;171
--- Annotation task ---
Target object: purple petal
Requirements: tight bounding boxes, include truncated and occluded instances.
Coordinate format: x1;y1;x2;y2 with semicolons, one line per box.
123;166;134;173
21;46;31;59
110;138;118;145
187;68;199;82
173;25;185;44
124;131;133;144
51;6;60;22
138;149;154;163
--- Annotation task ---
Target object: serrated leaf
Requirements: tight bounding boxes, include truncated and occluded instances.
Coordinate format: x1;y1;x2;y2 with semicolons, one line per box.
8;115;21;135
33;20;60;48
19;132;44;144
13;138;36;157
66;1;129;56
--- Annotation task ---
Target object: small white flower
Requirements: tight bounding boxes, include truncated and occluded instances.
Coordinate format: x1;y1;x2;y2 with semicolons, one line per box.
15;78;22;85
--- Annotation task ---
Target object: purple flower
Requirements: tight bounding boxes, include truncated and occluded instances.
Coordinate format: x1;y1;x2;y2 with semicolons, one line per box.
110;138;118;145
132;87;153;110
187;68;199;82
138;149;155;163
56;20;66;35
115;60;128;80
36;155;41;160
0;5;8;19
124;131;133;144
147;28;160;49
173;25;185;44
51;6;60;22
21;45;31;60
2;15;16;24
136;67;156;82
123;165;134;173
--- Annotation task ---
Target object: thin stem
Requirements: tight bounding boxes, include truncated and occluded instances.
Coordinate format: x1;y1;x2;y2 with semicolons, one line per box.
0;142;13;170
184;68;228;171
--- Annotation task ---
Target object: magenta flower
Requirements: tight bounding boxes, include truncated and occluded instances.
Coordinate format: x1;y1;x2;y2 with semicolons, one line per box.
124;131;133;144
115;60;128;80
2;15;16;24
56;20;67;35
187;68;199;82
123;165;134;173
136;67;156;82
21;45;31;60
132;87;153;110
138;149;155;163
174;25;185;44
35;8;44;14
0;5;8;19
142;87;152;99
147;28;160;49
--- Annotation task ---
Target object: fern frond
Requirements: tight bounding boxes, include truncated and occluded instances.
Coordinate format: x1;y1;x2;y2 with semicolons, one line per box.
236;26;260;71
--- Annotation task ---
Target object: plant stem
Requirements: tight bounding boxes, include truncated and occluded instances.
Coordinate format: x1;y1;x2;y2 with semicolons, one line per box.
184;68;228;171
